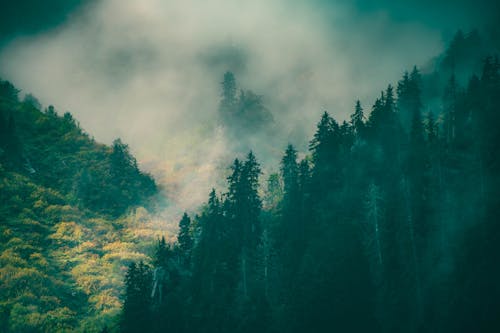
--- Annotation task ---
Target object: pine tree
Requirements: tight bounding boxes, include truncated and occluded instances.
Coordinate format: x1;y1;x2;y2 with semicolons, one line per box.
223;153;262;299
192;189;223;299
351;100;365;136
280;144;299;201
443;75;460;144
239;152;262;249
107;138;156;216
298;159;310;193
220;71;237;116
309;111;340;193
309;111;334;163
265;173;283;209
178;212;193;265
0;80;19;101
153;236;170;268
367;95;385;131
280;145;303;246
121;262;153;333
398;67;423;133
384;84;395;113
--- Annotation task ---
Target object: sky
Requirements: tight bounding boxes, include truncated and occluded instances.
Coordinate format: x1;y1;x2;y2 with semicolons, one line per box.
0;0;497;215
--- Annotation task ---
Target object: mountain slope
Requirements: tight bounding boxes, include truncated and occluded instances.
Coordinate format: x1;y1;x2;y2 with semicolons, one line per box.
0;83;160;332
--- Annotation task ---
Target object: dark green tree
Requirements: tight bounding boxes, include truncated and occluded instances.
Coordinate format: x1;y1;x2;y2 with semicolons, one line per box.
351;100;365;136
397;67;423;133
178;212;194;265
121;262;153;333
280;144;299;203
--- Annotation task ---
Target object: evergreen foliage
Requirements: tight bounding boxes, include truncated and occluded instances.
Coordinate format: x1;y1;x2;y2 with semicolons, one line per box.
119;32;500;333
2;27;500;333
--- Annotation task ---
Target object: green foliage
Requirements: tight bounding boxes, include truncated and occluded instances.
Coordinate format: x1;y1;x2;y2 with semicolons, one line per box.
0;79;157;217
0;79;159;332
2;28;500;333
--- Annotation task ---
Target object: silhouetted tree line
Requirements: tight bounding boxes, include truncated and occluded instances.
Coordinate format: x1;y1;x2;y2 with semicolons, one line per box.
121;43;500;332
113;30;500;332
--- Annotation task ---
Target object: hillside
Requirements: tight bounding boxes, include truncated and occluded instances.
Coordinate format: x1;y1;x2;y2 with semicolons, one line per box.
0;84;161;332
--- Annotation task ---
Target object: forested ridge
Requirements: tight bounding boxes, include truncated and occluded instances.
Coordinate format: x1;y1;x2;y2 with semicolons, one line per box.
0;82;158;331
121;31;500;333
1;29;500;333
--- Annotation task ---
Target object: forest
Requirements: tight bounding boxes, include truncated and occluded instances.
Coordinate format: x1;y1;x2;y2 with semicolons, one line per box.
0;78;159;331
0;8;500;333
118;31;500;333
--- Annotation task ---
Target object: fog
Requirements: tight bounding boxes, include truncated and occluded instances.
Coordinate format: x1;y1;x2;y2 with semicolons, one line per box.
0;0;447;215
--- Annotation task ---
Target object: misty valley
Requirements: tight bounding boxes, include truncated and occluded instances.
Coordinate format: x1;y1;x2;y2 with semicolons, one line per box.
1;1;500;333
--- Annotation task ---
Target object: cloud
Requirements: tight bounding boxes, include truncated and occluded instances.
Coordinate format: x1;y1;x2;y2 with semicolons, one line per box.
0;0;444;216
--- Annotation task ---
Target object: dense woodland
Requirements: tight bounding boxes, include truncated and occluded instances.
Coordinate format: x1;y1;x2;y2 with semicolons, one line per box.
0;81;158;331
121;31;500;333
1;30;500;332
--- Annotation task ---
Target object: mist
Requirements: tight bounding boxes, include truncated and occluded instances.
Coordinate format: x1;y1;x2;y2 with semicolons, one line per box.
0;0;448;216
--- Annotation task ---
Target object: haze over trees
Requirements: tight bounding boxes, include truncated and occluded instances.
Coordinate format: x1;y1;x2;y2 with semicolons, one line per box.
119;30;500;333
219;71;274;134
1;28;500;333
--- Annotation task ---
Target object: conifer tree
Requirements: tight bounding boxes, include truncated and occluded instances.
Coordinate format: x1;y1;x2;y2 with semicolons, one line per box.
309;112;340;193
220;71;237;116
280;145;299;203
178;212;193;265
154;236;170;268
443;75;460;143
121;262;153;333
351;100;365;136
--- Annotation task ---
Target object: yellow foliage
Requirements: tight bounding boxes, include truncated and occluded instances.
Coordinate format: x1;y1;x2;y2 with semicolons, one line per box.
34;198;48;210
70;258;115;294
0;249;28;267
43;306;76;332
44;205;80;221
89;289;121;312
132;206;150;223
102;250;150;264
2;228;13;238
20;218;45;229
131;227;173;243
77;241;98;253
29;252;49;268
6;237;24;247
0;265;49;298
50;221;88;244
103;241;134;253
